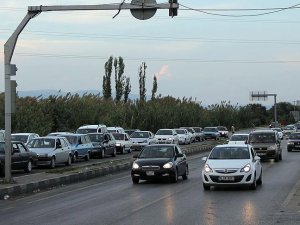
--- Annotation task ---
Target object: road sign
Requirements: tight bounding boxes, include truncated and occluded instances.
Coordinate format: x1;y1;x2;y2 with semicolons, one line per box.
130;0;157;20
250;91;268;101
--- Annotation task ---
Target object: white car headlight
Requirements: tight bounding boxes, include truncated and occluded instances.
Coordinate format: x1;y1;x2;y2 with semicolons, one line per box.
268;145;276;150
116;143;121;146
241;163;251;172
168;137;173;141
204;164;213;173
132;162;140;170
163;162;173;169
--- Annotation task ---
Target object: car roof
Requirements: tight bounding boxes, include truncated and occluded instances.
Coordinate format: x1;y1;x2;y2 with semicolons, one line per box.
12;133;38;135
215;143;250;148
78;124;106;129
144;144;177;147
250;129;276;133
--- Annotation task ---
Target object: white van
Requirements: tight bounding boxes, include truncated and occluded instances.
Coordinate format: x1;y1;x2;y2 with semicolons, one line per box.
76;124;107;134
107;127;125;134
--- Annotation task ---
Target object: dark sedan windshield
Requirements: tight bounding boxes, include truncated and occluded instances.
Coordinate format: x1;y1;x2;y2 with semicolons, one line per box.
203;127;217;132
139;146;174;158
288;133;300;139
209;147;250;159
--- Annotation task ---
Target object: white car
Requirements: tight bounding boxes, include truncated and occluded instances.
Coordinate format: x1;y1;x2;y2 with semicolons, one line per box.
76;124;107;134
155;129;179;144
130;131;157;151
111;132;132;154
27;136;73;168
175;128;191;144
271;128;283;140
202;144;262;190
107;126;125;134
228;133;249;145
11;133;40;146
282;125;296;136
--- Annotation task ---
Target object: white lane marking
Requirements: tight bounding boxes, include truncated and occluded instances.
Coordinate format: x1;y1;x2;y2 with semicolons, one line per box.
282;179;300;207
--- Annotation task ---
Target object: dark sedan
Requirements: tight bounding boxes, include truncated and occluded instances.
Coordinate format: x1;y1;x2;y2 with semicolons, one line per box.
287;132;300;152
0;141;38;176
87;133;117;158
131;144;188;184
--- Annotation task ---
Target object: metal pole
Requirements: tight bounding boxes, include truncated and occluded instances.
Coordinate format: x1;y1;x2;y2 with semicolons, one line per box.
274;95;277;123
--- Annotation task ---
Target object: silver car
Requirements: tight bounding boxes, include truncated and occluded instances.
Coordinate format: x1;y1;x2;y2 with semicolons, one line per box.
27;136;72;168
130;131;157;151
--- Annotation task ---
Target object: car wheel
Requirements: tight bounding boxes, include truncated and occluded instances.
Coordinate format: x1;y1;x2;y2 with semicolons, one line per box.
287;147;292;152
203;183;210;191
279;152;282;161
275;153;280;162
24;160;32;173
85;152;90;161
182;166;189;180
72;153;77;163
257;170;262;185
249;174;257;190
171;169;178;183
132;177;139;184
100;148;105;159
121;146;125;154
50;157;56;169
65;155;72;166
112;147;116;157
128;147;132;154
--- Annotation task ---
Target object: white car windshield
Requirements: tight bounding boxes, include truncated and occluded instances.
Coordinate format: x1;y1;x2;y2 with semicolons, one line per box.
209;147;250;159
27;139;55;148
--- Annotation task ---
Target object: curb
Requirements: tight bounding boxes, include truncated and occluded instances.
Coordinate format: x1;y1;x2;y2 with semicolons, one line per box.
0;142;218;199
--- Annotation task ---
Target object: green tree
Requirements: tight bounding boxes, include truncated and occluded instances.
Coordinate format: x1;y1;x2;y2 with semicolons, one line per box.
124;77;131;103
114;56;125;102
151;75;158;100
102;56;113;99
139;62;147;102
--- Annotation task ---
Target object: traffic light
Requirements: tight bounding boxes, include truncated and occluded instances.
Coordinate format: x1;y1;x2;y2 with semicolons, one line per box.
169;0;178;17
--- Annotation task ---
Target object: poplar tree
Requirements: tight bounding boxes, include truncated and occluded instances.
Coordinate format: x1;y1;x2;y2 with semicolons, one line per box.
124;77;131;103
139;62;147;102
151;75;158;100
102;56;113;99
114;57;125;102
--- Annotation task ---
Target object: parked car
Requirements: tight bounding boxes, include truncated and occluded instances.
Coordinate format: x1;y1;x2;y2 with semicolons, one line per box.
87;132;117;158
202;144;262;190
107;127;125;134
180;127;196;143
76;124;107;134
58;133;93;162
131;144;189;184
175;128;191;145
282;125;297;136
112;132;132;154
203;127;220;140
271;128;283;140
248;129;282;162
130;131;157;151
217;126;229;138
27;137;73;168
155;129;179;144
0;141;38;176
287;132;300;152
11;133;40;146
228;134;249;145
192;127;204;142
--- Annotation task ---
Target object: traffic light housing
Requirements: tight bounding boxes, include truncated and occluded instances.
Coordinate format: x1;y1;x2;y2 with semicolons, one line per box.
169;0;178;17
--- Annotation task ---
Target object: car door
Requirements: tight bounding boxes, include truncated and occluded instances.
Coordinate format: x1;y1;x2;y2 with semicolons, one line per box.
11;143;23;170
103;133;113;154
174;145;186;175
124;134;131;150
251;147;261;178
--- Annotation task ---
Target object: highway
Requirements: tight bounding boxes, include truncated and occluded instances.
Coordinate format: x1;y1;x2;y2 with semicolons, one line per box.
0;140;300;225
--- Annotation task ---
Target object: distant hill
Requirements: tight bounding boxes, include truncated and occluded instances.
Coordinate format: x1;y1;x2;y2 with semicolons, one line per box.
17;89;140;100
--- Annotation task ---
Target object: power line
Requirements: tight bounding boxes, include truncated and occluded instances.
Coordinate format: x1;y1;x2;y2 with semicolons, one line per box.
1;28;299;45
179;3;300;17
15;52;300;64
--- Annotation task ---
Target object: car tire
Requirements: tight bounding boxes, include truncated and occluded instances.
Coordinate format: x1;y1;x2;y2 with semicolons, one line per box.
203;183;210;191
249;174;257;190
100;148;105;159
121;146;125;154
275;153;280;162
182;166;189;180
257;170;262;185
85;153;89;161
171;169;178;183
279;152;282;161
287;147;292;152
50;157;56;169
112;147;116;157
132;177;139;184
65;155;72;166
24;160;32;173
72;153;77;163
128;147;132;154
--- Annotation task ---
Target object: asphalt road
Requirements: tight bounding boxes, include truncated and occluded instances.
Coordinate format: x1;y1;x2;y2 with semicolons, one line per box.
0;139;300;225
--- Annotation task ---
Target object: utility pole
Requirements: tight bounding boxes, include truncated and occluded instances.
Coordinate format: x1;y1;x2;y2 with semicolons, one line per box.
3;1;179;183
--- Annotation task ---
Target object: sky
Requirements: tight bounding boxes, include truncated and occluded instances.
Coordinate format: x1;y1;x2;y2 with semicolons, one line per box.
1;0;300;106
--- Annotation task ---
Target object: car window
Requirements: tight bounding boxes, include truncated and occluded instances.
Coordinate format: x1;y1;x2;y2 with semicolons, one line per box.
17;143;27;153
249;133;276;143
156;130;173;135
139;146;174;158
28;138;55;148
175;146;183;155
209;147;250;159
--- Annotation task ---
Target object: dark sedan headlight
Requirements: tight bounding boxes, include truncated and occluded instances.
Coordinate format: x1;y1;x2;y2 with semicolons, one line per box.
163;162;173;169
132;162;140;170
287;142;294;145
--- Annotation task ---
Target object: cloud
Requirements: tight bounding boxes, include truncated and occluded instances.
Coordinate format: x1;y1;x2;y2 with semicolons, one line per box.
155;65;171;80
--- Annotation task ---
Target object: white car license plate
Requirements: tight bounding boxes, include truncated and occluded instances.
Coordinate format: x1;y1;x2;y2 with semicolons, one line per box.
146;171;155;176
219;176;234;181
